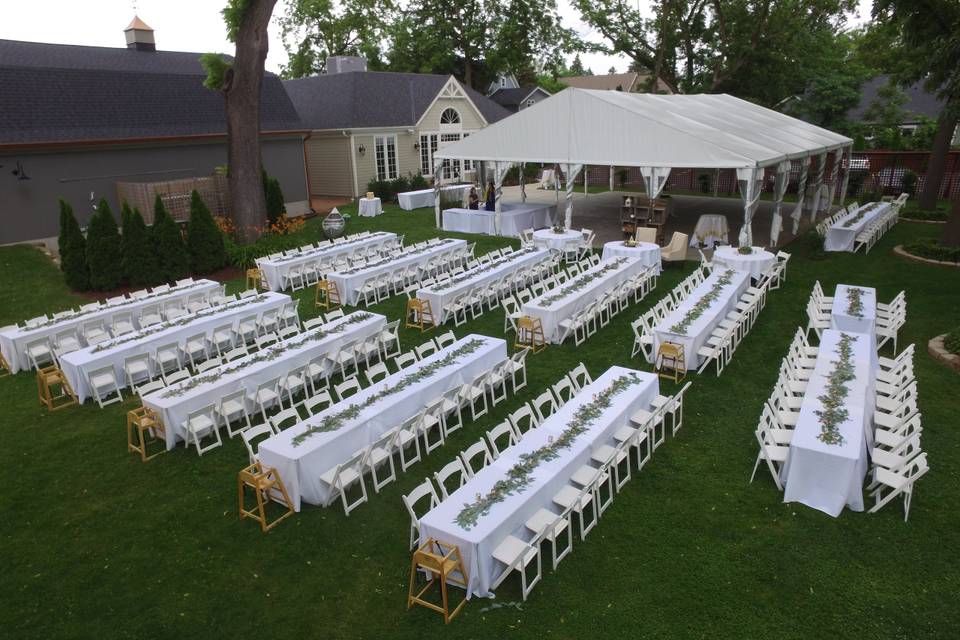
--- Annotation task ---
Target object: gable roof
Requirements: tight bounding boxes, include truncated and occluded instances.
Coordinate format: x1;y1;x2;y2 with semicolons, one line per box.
0;39;304;146
847;75;945;124
488;86;550;109
559;72;640;92
283;71;512;130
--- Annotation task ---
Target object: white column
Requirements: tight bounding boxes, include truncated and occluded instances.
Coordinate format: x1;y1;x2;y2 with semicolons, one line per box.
791;157;810;234
769;160;792;247
562;163;583;229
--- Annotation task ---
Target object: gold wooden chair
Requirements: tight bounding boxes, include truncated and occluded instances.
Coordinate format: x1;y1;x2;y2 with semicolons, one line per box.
238;462;296;533
315;279;341;310
655;342;686;383
127;406;166;462
405;299;435;332
0;350;11;377
515;316;546;353
37;365;77;411
408;538;468;624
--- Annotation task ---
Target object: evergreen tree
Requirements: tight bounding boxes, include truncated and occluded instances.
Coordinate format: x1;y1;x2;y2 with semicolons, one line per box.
119;202;135;283
265;176;286;225
86;199;123;291
152;195;190;283
186;191;228;274
125;208;161;286
57;200;89;291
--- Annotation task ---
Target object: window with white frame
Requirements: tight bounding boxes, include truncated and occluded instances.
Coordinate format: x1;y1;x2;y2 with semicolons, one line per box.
440;108;461;126
374;135;398;180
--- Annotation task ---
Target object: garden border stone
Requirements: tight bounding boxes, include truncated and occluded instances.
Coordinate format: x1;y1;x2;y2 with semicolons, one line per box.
928;334;960;372
893;245;960;268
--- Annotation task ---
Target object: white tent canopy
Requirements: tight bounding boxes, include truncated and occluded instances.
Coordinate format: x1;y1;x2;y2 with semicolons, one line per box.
433;89;852;244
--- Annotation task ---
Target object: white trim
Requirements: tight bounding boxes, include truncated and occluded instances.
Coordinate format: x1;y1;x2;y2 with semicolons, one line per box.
373;133;399;180
415;76;489;128
349;133;359;198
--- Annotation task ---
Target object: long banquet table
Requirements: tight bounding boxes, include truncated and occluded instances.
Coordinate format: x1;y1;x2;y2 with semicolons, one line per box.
399;184;471;210
258;334;507;511
824;202;892;252
651;268;751;371
0;279;221;374
523;257;647;343
326;238;467;306
59;292;290;403
831;284;877;337
419;366;659;598
256;232;397;292
782;329;878;517
442;202;556;237
142;311;385;449
417;248;552;323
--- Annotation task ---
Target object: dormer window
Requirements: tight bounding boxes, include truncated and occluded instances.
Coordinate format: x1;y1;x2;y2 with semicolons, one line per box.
439;107;461;131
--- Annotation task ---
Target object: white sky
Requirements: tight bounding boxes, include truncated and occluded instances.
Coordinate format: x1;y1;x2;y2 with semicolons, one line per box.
0;0;875;77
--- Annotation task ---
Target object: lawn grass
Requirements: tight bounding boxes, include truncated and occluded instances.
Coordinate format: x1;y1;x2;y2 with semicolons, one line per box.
2;204;959;639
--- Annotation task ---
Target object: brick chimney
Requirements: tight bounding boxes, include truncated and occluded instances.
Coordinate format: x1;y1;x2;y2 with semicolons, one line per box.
124;16;156;52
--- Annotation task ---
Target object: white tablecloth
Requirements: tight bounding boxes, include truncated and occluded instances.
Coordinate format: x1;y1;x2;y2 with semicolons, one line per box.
824;202;891;252
326;239;466;305
782;330;878;517
419;366;658;598
256;232;397;292
142;311;385;449
418;248;551;323
532;228;581;251
258;334;507;511
600;241;662;273
712;246;776;281
689;214;729;248
398;185;471;211
442;202;557;237
358;198;382;217
653;268;751;370
0;280;221;374
522;257;646;343
831;284;877;337
59;292;290;404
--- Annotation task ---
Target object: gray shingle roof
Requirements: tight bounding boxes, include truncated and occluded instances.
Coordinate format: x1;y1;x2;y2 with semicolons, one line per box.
283;71;512;130
487;87;540;108
0;39;304;146
847;75;945;124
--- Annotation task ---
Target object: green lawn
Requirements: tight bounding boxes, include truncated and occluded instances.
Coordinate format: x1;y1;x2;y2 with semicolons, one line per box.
2;204;958;639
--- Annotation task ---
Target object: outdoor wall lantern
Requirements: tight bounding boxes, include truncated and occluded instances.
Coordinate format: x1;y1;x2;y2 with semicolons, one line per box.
11;161;30;180
357;144;366;156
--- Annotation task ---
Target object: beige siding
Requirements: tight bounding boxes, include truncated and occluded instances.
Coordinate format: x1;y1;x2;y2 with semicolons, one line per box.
305;135;353;196
419;97;486;131
353;131;420;194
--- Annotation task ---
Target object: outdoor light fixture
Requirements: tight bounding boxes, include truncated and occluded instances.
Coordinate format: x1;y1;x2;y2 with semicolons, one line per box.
11;161;30;180
357;144;366;155
413;141;420;151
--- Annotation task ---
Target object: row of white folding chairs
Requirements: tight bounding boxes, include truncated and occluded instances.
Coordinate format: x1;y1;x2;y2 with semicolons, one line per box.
630;266;709;360
355;245;477;307
556;265;659;346
815;203;858;236
854;206;900;253
262;230;387;261
805;282;906;352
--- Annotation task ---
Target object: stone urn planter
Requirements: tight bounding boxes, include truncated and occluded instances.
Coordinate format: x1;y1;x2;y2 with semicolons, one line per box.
322;207;346;239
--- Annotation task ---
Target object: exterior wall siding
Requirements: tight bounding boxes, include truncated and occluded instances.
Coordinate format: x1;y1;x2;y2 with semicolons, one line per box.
352;131;420;194
305;134;353;196
420;97;486;131
0;136;308;245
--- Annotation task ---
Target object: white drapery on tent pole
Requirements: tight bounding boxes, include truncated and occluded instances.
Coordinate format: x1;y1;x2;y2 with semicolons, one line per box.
809;151;828;222
563;163;583;228
837;146;853;207
791;157;810;234
639;166;671;210
769;160;792;247
736;167;765;247
493;161;513;235
433;157;443;228
825;147;843;208
520;163;526;202
609;166;614;191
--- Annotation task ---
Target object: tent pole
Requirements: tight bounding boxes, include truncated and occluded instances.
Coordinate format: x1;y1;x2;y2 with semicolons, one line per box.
520;162;526;203
433;158;443;229
609;166;614;191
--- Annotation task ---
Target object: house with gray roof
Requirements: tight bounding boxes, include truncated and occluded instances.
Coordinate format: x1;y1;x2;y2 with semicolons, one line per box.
0;18;309;245
485;72;552;113
284;64;512;198
846;75;959;144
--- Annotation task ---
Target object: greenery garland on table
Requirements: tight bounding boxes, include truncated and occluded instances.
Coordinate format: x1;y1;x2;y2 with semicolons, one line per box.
737;246;753;255
535;258;629;307
291;337;486;446
91;294;273;353
845;287;865;319
23;282;207;332
159;312;373;398
841;203;880;228
454;372;642;530
336;238;457;275
430;247;538;292
815;332;857;446
269;232;393;264
667;269;736;335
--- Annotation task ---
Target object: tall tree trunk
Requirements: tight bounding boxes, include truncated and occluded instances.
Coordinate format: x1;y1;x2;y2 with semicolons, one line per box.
225;0;278;243
920;110;957;211
463;55;473;89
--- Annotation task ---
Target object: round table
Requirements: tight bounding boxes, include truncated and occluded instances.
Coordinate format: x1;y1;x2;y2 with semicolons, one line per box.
358;197;382;217
712;246;776;280
689;214;729;248
600;241;662;273
532;228;581;251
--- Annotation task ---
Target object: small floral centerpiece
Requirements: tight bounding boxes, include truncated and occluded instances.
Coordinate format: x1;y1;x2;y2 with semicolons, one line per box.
737;246;753;255
551;224;566;234
623;234;637;247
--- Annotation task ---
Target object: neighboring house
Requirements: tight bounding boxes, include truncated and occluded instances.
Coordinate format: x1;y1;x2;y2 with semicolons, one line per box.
0;18;309;246
558;71;674;94
847;75;960;144
284;68;512;198
485;72;551;113
487;71;521;94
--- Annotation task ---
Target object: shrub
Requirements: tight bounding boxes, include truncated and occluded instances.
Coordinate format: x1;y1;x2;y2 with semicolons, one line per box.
57;199;89;291
901;170;917;197
945;327;960;355
902;238;960;263
392;174;411;196
264;175;285;225
366;178;391;201
124;207;161;286
409;173;429;190
186;190;228;274
86;199;123;290
152;195;190;282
